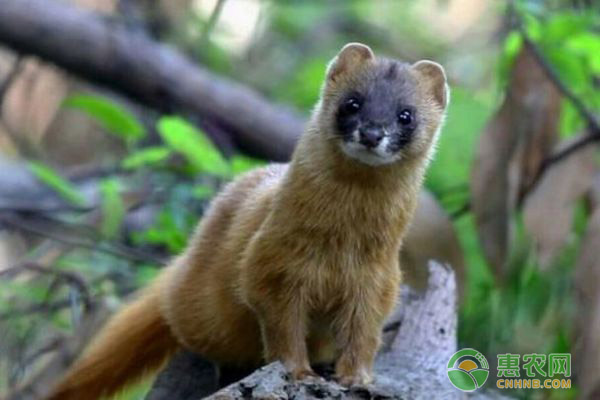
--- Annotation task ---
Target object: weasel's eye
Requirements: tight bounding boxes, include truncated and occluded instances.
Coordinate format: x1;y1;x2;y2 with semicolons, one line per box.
398;109;413;125
344;98;362;114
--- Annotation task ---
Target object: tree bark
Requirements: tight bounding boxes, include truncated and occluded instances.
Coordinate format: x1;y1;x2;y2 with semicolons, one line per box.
0;0;304;161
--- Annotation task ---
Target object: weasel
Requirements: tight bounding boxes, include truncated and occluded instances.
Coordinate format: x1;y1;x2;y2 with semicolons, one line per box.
46;42;449;399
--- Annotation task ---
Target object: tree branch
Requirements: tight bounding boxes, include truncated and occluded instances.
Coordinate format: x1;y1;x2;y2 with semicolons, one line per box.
0;0;304;161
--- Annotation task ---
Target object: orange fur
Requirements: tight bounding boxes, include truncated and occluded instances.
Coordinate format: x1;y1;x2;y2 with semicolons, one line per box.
46;43;448;398
46;283;179;400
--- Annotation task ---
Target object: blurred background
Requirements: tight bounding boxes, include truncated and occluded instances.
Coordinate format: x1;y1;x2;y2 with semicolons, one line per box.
0;0;598;399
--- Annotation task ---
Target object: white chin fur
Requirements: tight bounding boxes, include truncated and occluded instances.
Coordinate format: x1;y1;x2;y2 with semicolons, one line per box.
339;137;400;166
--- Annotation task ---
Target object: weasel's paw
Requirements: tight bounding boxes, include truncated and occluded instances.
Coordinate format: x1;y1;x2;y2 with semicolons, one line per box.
334;370;373;386
289;367;320;381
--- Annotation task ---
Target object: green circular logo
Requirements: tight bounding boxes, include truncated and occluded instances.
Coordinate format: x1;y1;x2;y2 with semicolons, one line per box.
447;348;489;392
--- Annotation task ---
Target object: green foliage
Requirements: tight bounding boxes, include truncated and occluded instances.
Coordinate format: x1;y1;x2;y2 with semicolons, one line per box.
133;208;193;254
498;31;523;87
192;185;215;199
100;178;125;239
63;94;146;142
271;2;329;39
28;161;86;206
157;116;230;177
558;100;585;138
278;57;327;109
524;8;599;137
426;87;495;198
122;147;172;170
135;265;160;286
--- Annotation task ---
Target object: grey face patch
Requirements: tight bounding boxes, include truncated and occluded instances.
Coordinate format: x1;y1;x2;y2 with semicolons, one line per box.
334;60;419;165
384;62;398;80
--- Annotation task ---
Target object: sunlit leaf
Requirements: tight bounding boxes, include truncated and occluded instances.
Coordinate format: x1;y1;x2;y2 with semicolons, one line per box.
122;147;172;170
544;13;590;43
558;100;584;138
28;161;86;206
157;116;229;177
566;32;600;73
504;31;523;59
546;47;589;93
64;94;145;141
523;13;543;40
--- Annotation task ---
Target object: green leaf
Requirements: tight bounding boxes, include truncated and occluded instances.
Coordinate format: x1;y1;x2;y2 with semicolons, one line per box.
559;100;584;138
566;33;600;73
504;31;522;59
498;31;523;84
193;185;215;199
134;211;188;253
28;161;86;206
546;47;589;92
230;155;265;176
157;116;229;177
63;94;145;141
523;13;543;41
122;147;172;170
100;179;125;238
543;13;589;43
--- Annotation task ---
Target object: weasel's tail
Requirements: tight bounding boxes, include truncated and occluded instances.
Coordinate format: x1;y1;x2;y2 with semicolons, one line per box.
46;285;179;400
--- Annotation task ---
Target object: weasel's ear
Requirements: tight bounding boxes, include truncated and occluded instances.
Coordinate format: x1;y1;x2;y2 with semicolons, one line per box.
411;60;449;108
326;43;374;82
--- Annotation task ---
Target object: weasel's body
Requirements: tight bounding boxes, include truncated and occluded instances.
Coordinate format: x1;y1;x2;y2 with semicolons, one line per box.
47;43;448;399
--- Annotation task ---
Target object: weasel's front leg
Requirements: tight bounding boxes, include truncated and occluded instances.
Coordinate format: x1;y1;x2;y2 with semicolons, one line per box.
244;263;316;380
256;291;317;380
334;279;398;386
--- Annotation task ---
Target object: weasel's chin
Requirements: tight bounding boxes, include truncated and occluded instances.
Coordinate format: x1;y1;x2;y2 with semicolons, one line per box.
339;143;400;166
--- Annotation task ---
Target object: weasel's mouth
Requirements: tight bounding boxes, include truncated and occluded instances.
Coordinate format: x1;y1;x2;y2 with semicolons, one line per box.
358;146;381;156
339;141;400;166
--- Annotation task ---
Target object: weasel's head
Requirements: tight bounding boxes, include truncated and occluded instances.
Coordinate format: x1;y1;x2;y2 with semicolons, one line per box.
316;43;449;167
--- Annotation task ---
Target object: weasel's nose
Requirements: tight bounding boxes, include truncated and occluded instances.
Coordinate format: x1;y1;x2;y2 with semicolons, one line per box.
358;127;384;148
